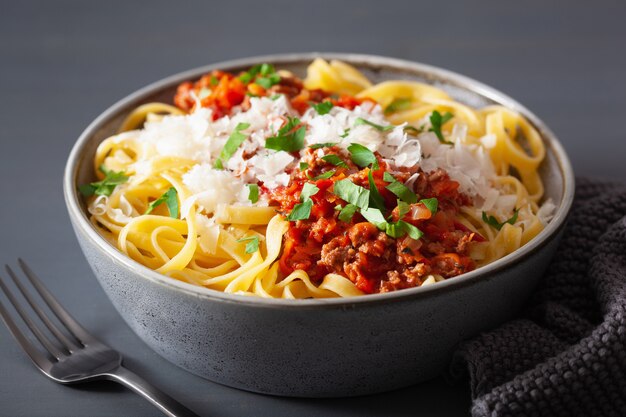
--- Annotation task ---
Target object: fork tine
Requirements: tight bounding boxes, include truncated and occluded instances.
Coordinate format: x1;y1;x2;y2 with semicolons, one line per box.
18;259;94;344
0;273;65;359
0;298;53;372
6;265;81;352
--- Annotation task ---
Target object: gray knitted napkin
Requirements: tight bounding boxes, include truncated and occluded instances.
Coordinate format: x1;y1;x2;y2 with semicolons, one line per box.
452;178;626;417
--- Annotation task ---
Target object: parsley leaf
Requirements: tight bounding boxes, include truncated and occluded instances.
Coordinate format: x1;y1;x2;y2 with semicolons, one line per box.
383;172;396;183
368;170;386;211
299;162;309;171
399;221;424;240
361;208;388;230
287;199;313;221
256;73;281;89
482;209;520;231
210;75;219;86
321;154;348;168
403;126;422;135
145;187;179;218
429;110;454;144
420;198;438;214
214;122;250;169
259;63;275;75
79;165;129;197
270;94;283;101
354;117;394;132
386;180;418;204
309;142;337;149
310;170;335;180
247;184;259;204
338;204;358;222
333;179;370;209
397;200;410;218
347;143;379;169
311;101;334;115
384;98;412;115
300;183;320;201
340;128;351;138
237;236;260;254
266;117;306;152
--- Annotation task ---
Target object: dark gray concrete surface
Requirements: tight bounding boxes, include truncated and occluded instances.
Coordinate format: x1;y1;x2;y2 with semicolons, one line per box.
0;1;624;416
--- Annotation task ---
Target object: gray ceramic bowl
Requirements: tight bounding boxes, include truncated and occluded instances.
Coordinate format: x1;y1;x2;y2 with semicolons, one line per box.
63;53;574;397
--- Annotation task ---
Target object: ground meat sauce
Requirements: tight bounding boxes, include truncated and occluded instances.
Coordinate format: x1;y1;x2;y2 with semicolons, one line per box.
174;68;480;295
269;148;480;294
174;69;371;119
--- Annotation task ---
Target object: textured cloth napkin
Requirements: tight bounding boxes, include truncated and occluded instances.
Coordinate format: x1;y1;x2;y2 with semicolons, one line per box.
452;178;626;417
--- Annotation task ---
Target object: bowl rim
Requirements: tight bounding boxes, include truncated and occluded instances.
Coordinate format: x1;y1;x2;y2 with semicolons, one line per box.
63;52;575;309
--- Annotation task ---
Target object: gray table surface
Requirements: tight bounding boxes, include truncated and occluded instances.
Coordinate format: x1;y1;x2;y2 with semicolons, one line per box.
1;1;625;416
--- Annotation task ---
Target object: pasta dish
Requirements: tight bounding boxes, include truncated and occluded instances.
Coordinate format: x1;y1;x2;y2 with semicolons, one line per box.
81;59;554;298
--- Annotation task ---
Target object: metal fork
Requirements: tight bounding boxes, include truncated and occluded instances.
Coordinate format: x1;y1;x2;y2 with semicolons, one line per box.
0;259;200;417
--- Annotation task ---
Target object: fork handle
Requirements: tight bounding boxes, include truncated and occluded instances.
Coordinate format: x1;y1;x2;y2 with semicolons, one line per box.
106;366;200;417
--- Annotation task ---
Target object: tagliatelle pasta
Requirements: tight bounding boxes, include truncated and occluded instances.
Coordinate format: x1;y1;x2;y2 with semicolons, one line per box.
81;59;554;298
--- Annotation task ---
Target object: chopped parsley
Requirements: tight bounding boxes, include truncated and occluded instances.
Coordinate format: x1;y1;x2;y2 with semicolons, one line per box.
265;117;306;152
256;73;281;89
384;97;412;115
482;209;520;231
237;236;260;254
338;204;358;222
79;165;129;197
144;187;179;218
210;75;219;86
368;170;386;211
214;122;250;169
420;198;438;214
321;154;348;168
385;178;418;204
247;184;259;204
311;101;334;115
309;142;338;149
397;200;410;218
340;128;351;138
403;125;422;135
332;179;370;210
347;143;379;169
309;170;335;180
429;110;454;144
354;117;394;132
360;207;388;230
299;162;309;171
300;183;320;201
287;183;319;221
287;199;313;221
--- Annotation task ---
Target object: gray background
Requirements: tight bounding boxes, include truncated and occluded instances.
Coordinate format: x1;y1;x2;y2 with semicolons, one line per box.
1;1;625;416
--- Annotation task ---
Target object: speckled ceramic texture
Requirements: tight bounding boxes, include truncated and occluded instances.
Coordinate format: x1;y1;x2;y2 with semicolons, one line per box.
64;53;575;397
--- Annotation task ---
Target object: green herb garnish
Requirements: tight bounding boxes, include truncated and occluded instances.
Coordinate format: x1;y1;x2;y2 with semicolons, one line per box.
287;199;313;221
385;180;418;204
247;184;259;204
403;126;422;135
210;75;219;86
368;170;386;211
482;209;519;231
310;170;335;180
299;162;309;171
347;143;379;169
300;183;320;201
338;204;358;222
420;198;438;214
79;165;129;197
340;128;351;138
266;117;306;152
237;236;260;254
311;101;334;115
321;154;348;168
354;117;394;132
144;187;179;218
309;142;338;149
256;73;281;89
332;179;370;209
384;98;411;115
214;122;250;169
429;110;454;144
